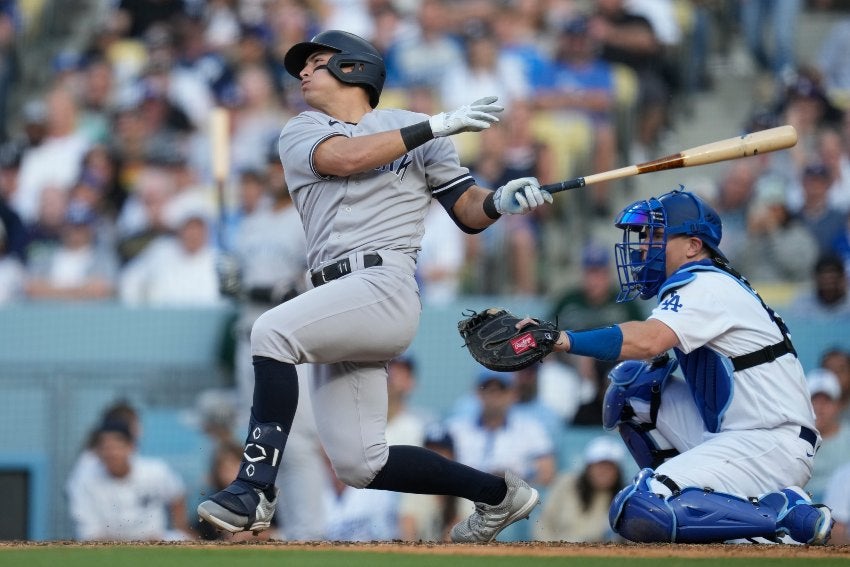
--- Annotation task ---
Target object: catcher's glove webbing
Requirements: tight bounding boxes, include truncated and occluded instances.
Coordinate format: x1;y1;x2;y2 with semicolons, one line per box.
457;308;559;372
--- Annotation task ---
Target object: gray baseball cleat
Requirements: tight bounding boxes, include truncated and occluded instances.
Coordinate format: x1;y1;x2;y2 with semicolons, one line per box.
197;480;278;534
450;470;540;543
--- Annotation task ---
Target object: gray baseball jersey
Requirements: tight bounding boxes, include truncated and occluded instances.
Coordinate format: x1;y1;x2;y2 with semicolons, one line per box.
279;108;475;268
250;107;476;488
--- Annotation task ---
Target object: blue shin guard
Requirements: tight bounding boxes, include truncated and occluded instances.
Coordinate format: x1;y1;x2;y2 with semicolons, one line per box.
610;469;779;543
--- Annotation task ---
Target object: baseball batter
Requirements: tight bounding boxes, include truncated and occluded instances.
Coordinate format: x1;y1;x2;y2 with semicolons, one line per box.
518;188;833;544
198;30;548;542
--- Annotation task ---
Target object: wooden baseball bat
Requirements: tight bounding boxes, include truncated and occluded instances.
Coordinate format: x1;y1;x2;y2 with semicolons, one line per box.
210;107;230;249
540;125;798;194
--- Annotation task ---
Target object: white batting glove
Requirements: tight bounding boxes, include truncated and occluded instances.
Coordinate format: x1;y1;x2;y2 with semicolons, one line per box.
492;177;553;215
429;96;504;137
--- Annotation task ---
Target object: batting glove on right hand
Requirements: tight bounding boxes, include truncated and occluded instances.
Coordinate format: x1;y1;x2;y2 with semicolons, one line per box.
216;253;242;298
429;96;504;137
492;177;553;215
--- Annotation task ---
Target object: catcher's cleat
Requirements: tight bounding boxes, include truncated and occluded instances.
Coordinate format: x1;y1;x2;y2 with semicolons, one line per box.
197;480;278;534
760;486;834;545
778;502;833;545
450;470;540;543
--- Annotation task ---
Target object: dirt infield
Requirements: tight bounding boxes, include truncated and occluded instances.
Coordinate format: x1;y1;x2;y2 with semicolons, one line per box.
2;541;849;558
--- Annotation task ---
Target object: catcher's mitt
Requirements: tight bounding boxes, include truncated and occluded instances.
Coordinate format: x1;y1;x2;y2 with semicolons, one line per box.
457;308;559;372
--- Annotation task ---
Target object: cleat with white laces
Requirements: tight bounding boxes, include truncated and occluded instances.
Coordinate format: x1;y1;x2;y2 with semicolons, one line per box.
450;470;540;543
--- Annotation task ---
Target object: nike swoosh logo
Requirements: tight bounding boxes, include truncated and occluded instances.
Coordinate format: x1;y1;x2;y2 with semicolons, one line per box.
328;120;340;126
806;452;814;458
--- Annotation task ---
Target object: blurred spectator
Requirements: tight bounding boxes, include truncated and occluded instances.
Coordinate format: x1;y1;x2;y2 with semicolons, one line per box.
77;55;118;145
116;166;176;263
534;435;627;542
383;0;464;90
793;162;846;255
739;0;802;89
230;64;292;173
397;423;475;542
447;370;556;488
67;417;193;541
820;347;850;411
417;199;465;305
174;11;236;104
321;456;400;542
491;2;553;93
816;17;850;106
66;400;142;502
737;173;818;283
228;164;306;412
0;162;26;260
0;218;23;303
463;118;544;295
24;202;118;301
815;128;850;213
438;21;529;112
12;86;90;224
119;209;222;306
510;364;565;444
548;241;643;426
0;1;18;142
534;15;617;217
787;254;850;319
823;460;850;545
197;439;280;541
714;161;760;265
78;144;127;219
112;0;192;40
386;355;432;447
779;71;845;176
589;0;672;157
805;368;850;502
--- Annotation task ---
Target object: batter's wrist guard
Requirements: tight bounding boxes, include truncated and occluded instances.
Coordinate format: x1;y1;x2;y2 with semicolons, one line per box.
483;191;501;219
400;120;434;151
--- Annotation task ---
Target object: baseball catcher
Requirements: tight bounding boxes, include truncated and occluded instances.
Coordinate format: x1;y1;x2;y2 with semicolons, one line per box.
460;188;833;545
457;308;560;372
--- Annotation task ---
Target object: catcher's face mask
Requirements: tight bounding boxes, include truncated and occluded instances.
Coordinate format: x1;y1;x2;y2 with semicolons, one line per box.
614;197;667;302
614;188;727;302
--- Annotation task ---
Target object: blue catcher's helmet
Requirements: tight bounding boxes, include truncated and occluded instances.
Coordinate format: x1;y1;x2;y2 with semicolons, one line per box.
614;188;725;301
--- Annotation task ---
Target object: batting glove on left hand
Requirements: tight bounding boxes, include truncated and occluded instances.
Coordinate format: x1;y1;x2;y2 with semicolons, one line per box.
429;96;504;137
492;177;553;215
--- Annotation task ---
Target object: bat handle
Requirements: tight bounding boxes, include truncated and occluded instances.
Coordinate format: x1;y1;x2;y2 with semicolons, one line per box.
540;177;586;194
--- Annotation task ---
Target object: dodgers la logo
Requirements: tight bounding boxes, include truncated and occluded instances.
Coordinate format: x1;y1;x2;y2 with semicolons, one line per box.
660;291;683;312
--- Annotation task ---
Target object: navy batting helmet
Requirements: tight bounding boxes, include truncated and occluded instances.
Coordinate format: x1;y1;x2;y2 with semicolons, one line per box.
614;187;725;301
284;30;386;108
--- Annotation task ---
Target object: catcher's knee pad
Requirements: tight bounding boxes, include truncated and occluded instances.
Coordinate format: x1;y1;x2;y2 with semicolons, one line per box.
237;411;288;488
604;355;679;468
610;469;778;543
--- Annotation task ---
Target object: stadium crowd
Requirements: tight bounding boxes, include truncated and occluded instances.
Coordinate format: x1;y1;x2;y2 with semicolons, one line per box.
1;0;849;543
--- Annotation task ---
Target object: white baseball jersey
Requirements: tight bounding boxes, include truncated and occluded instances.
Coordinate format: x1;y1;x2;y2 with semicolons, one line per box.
446;413;554;482
650;270;816;433
645;265;819;497
68;455;186;541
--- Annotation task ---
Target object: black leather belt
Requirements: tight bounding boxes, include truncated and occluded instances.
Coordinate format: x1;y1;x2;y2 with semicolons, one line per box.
310;253;382;287
799;426;818;449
